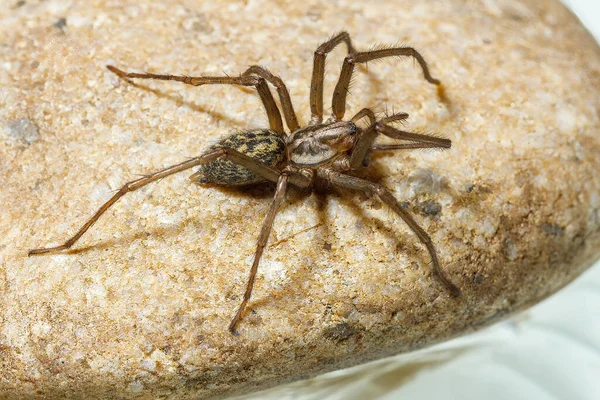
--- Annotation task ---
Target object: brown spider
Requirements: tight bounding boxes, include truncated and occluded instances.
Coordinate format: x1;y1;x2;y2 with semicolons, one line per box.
29;32;460;333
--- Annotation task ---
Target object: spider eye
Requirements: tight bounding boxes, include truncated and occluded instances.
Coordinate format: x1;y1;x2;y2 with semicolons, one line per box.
349;122;358;135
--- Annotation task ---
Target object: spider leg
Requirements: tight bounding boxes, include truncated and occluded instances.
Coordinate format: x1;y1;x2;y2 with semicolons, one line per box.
349;124;377;168
107;65;285;135
228;172;290;333
347;110;403;167
28;148;301;256
243;66;299;132
349;122;451;169
348;112;408;168
376;123;451;148
318;168;461;296
350;108;376;125
310;32;357;124
371;143;450;151
380;111;410;125
332;47;441;121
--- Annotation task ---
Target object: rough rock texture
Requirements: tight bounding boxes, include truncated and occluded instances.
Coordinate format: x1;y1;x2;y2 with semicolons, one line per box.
1;0;600;399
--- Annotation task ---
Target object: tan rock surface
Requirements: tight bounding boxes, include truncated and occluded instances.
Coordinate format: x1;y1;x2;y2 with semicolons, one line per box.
1;0;600;399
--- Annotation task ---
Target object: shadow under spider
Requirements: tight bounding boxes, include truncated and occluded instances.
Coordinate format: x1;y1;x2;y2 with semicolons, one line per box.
58;183;309;256
59;215;207;256
353;61;455;122
245;183;437;322
49;172;443;332
238;191;332;314
223;161;445;317
116;79;245;129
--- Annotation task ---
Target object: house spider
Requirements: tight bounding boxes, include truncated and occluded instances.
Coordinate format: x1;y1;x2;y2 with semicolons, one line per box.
29;32;460;333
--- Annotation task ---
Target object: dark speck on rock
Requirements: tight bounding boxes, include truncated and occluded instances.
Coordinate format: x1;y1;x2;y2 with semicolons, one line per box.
473;273;486;284
54;17;67;29
541;223;564;237
418;200;442;216
323;322;355;342
4;118;39;144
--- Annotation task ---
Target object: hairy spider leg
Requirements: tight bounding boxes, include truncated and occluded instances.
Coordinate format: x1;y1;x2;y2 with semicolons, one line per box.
371;142;452;151
320;169;461;296
243;66;299;132
228;172;290;333
349;112;408;167
350;108;377;126
332;47;441;121
106;65;285;135
310;31;357;124
376;124;451;149
28;148;285;256
350;121;451;169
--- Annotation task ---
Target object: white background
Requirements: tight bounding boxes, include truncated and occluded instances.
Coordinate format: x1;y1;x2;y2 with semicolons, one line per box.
240;1;600;399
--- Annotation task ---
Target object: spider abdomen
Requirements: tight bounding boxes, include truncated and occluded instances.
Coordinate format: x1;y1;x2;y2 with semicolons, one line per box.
192;129;286;186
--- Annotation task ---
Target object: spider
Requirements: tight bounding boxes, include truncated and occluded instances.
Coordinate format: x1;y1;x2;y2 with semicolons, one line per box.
29;32;460;333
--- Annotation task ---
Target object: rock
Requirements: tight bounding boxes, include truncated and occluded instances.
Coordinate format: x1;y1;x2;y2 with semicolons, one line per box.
1;0;599;399
4;118;39;145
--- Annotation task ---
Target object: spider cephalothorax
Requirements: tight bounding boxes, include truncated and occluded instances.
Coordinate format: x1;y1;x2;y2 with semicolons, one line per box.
287;121;358;167
29;32;460;333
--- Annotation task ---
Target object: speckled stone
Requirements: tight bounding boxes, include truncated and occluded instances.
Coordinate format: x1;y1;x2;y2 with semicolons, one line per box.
1;0;599;399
